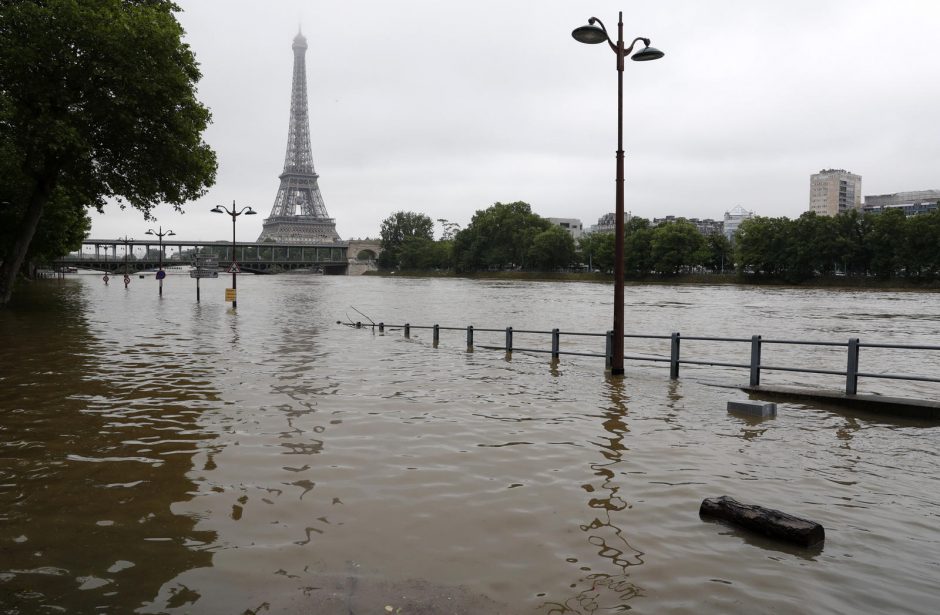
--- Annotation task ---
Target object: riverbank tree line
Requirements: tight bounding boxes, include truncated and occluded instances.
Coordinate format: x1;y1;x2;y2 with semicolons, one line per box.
379;203;940;282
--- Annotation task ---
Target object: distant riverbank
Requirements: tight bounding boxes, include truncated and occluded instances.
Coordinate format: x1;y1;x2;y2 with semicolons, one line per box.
364;270;940;291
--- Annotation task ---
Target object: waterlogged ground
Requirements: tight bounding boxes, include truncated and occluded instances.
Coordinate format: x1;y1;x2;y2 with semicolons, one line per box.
1;275;938;613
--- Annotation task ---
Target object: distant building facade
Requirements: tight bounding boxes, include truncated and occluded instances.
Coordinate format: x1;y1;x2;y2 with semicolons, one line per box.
546;217;583;239
723;206;754;241
809;169;862;216
587;211;632;235
862;189;940;216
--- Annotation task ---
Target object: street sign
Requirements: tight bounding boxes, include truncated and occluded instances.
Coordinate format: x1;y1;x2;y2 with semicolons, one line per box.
225;288;236;302
228;262;240;274
155;270;166;280
189;270;219;278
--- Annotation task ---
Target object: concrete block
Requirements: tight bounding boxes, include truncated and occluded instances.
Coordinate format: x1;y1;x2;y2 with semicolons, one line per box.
728;400;777;418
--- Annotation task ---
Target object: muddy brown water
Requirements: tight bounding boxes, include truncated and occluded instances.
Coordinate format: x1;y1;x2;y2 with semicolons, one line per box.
1;275;938;613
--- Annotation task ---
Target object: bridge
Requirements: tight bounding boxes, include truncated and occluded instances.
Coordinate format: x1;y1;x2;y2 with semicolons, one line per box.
58;239;381;275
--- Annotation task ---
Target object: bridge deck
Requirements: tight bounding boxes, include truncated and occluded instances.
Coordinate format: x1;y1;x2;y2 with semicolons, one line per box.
59;239;354;274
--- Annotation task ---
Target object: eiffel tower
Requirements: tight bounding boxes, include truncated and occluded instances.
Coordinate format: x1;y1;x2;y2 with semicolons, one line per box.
257;31;341;244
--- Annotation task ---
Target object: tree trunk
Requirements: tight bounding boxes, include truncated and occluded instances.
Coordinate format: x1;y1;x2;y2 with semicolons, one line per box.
0;175;54;306
700;496;825;547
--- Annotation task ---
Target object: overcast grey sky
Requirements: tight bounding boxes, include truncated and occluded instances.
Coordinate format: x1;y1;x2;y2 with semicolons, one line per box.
90;0;940;242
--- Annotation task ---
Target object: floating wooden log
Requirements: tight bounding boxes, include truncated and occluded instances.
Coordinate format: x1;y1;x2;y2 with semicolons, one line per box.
700;496;825;547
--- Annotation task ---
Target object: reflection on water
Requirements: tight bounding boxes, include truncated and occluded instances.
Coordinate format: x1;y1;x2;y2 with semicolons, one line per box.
0;282;215;613
1;276;939;613
542;378;643;614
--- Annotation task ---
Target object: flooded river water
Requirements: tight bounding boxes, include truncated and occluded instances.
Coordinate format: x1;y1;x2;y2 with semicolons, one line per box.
1;275;938;613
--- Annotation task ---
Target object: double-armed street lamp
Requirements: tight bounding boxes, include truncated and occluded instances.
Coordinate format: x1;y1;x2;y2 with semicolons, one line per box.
571;12;664;376
145;226;175;296
211;201;256;310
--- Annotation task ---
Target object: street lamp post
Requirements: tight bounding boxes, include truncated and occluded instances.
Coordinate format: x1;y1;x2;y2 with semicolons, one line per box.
572;12;663;376
211;201;256;310
145;226;176;296
117;236;134;288
102;245;110;284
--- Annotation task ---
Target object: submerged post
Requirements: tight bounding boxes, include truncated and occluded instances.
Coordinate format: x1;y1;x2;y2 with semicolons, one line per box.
605;330;614;370
749;335;762;386
551;328;560;361
670;332;681;379
433;324;439;347
379;322;384;333
846;337;860;395
505;327;513;353
466;325;474;352
404;323;410;339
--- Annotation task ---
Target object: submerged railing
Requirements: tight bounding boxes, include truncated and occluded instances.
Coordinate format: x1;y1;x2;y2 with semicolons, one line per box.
347;321;940;396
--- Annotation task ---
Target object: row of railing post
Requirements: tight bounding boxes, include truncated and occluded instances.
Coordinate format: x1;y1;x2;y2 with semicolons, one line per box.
365;324;894;396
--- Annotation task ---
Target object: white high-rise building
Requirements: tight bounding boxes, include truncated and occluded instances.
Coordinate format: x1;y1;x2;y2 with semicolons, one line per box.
809;169;862;216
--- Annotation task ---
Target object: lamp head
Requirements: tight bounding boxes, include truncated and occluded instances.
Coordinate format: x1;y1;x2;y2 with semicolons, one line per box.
572;23;608;45
632;44;664;61
167;231;176;236
245;208;257;215
145;230;155;236
211;206;223;214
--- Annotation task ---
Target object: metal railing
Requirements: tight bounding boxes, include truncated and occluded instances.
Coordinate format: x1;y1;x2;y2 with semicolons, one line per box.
347;321;940;396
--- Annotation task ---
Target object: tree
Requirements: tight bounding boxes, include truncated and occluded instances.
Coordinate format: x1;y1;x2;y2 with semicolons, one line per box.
623;217;654;276
831;209;872;276
0;0;218;304
436;218;461;241
452;201;550;272
703;232;732;273
650;219;706;275
578;232;614;272
735;216;793;277
867;208;906;278
378;211;435;269
527;226;576;271
900;209;940;279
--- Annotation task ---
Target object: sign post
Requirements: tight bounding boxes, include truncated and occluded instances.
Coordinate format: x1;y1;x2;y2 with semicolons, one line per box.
191;255;219;302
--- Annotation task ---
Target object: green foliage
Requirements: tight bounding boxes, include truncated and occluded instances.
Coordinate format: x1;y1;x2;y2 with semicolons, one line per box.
527;225;576;271
703;232;732;273
578;232;614;272
452;201;551;272
735;208;940;281
650;219;706;275
624;217;654;275
378;211;435;269
0;0;217;302
398;237;452;271
436;218;461;241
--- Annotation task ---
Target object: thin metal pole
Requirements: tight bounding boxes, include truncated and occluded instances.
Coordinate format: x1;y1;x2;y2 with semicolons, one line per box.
749;335;762;387
158;235;163;297
506;327;513;353
611;11;626;376
846;338;860;395
605;330;614;370
551;328;561;361
670;332;681;379
231;211;237;310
